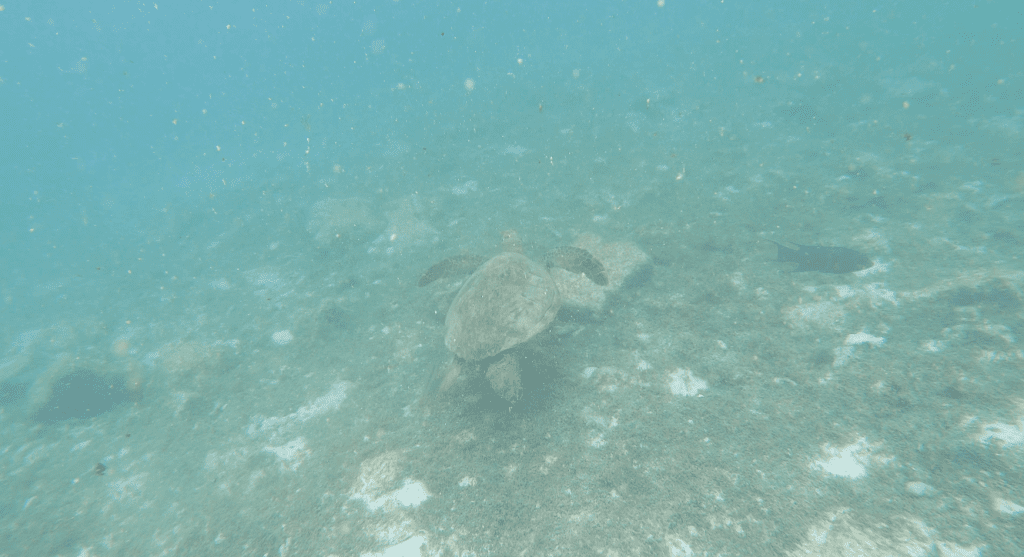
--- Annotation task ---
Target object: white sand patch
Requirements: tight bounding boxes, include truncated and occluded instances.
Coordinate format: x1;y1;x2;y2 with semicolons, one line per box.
583;407;618;429
994;497;1024;516
783;300;846;331
110;473;148;502
818;444;870;478
263;437;310;472
382;139;409;157
450;180;478;195
862;283;898;306
539;454;558;475
583;406;618;449
243;267;285;290
386;480;430;508
978;417;1024;447
667;536;695;556
625;111;642;132
790;284;897;327
272;330;294;345
832;345;856;368
811;437;890;479
977;349;1024;363
790;509;935;556
248;382;350;439
900;269;1024;303
350;451;431;512
854;260;890;276
905;481;937;497
845;332;884;347
361;534;429;557
581;365;651;391
668;368;708;396
730;271;746;291
977;322;1016;344
831;331;888;364
635;352;652;371
834;285;858;299
204;446;251;471
936;541;983;557
852;228;890;251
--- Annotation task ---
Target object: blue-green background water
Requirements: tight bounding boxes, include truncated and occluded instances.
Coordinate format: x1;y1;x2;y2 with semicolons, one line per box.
3;1;1024;555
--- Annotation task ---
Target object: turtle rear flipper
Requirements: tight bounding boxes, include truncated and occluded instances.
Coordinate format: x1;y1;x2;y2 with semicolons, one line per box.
418;254;487;287
546;246;608;286
485;353;523;403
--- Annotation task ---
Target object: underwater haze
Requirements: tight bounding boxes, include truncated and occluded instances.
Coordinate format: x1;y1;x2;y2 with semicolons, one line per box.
2;1;1024;555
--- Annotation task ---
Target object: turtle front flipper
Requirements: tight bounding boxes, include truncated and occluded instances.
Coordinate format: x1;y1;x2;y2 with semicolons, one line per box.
545;246;609;286
418;254;487;287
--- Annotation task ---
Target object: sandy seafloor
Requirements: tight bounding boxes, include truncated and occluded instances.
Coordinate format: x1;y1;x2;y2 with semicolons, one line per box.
3;74;1024;557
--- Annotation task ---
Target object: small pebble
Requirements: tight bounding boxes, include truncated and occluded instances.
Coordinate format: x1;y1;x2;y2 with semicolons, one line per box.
905;481;937;497
272;330;294;345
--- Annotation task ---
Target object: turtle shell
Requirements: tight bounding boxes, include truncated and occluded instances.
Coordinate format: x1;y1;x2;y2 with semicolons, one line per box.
445;252;560;361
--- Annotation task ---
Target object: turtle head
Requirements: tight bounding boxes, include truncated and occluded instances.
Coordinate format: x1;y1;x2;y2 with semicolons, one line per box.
500;229;524;253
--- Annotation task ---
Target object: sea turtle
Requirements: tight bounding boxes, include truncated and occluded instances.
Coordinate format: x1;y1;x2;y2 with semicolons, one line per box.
419;230;608;403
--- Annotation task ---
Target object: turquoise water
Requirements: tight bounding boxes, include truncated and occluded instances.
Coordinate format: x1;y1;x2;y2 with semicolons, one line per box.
2;2;1023;555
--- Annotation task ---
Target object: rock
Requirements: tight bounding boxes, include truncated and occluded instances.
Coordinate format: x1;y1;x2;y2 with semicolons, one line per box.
306;197;377;247
552;233;650;313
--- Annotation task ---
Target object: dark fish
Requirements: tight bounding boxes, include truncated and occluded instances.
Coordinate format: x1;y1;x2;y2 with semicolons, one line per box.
418;254;487;287
770;241;872;274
